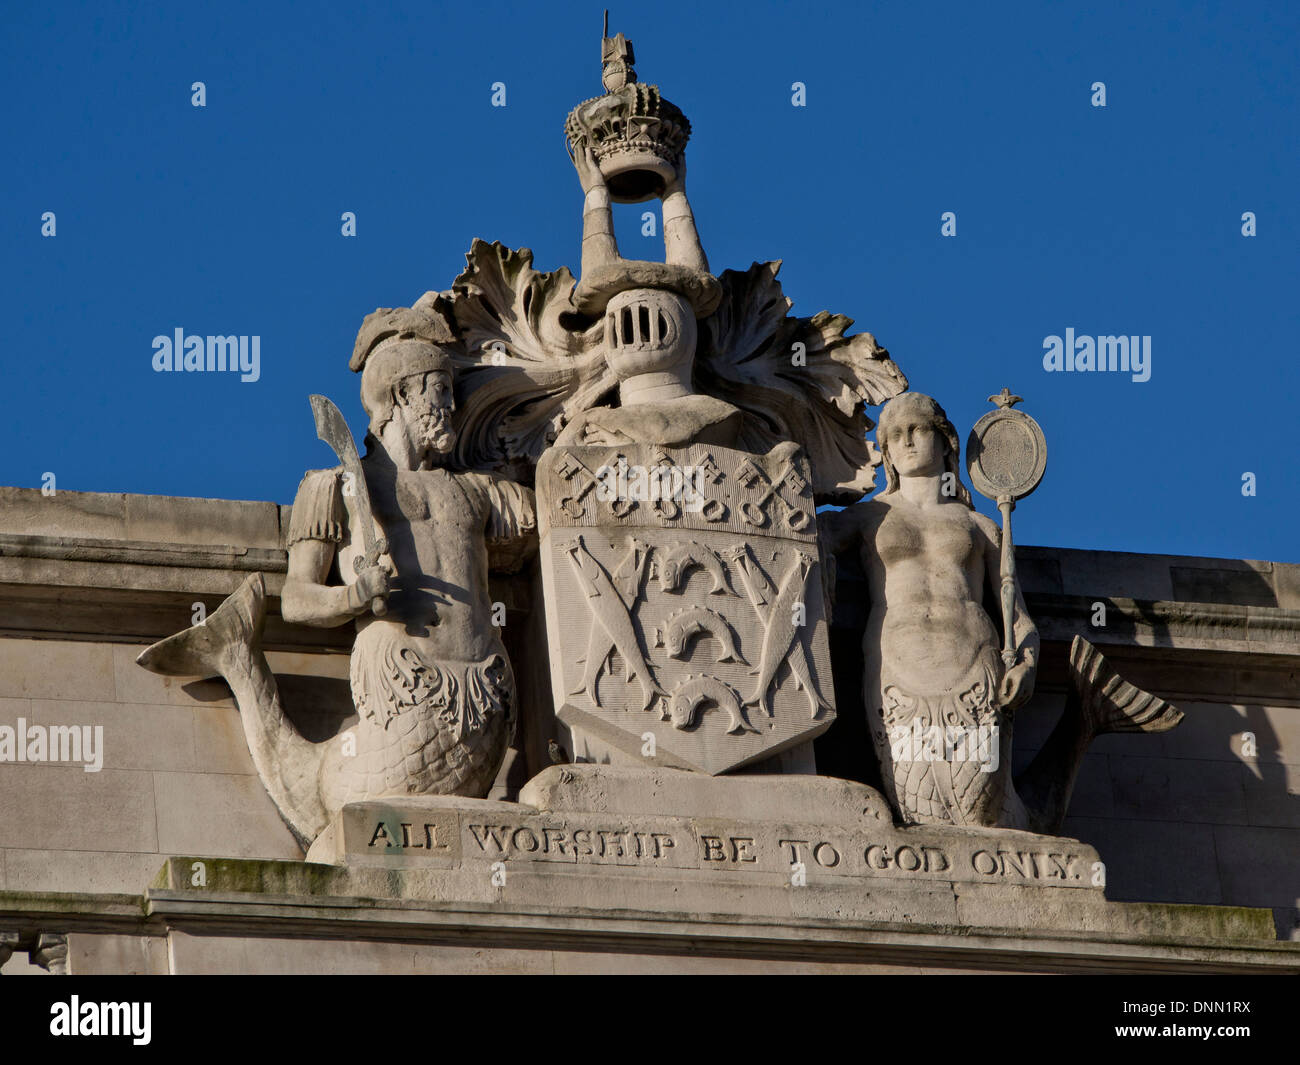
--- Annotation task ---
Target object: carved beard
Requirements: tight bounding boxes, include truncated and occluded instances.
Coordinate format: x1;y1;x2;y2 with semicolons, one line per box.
400;398;456;456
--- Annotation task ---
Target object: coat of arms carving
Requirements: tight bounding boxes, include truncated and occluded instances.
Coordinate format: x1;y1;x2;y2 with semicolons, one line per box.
538;441;836;774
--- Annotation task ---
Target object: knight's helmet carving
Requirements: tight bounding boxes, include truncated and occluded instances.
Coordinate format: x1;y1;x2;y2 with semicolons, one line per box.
604;288;696;365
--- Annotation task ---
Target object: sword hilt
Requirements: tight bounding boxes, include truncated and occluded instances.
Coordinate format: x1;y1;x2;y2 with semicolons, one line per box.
353;538;390;616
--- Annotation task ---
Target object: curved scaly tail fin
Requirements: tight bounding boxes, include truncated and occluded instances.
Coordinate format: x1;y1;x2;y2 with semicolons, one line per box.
136;573;329;848
1069;635;1183;735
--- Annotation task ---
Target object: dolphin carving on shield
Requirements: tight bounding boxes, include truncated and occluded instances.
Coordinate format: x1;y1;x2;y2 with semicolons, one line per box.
656;541;733;596
655;604;746;665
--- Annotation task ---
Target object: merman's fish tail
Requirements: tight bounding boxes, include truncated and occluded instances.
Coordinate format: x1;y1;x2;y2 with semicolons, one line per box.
136;573;328;848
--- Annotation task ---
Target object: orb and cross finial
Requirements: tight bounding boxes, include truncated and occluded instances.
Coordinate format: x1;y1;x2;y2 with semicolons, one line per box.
601;10;637;92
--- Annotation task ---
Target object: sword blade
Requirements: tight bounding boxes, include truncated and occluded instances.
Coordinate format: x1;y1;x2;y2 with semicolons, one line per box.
308;394;379;564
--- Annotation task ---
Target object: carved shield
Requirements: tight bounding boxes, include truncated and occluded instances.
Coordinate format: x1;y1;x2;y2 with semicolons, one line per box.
537;442;836;774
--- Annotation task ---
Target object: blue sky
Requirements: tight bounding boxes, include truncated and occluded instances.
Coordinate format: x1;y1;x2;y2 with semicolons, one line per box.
3;1;1297;562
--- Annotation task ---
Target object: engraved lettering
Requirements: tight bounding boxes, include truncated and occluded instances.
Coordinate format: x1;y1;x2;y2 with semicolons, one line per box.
512;826;540;852
573;829;595;857
599;829;627;857
780;838;810;864
999;850;1037;878
468;824;510;853
542;827;569;855
922;846;950;873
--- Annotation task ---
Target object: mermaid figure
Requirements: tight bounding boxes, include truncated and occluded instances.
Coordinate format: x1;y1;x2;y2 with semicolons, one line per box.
824;392;1181;832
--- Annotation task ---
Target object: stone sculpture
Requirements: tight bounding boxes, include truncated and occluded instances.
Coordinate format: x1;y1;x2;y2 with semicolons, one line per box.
429;23;907;503
824;391;1183;832
522;24;911;769
537;440;837;772
137;303;535;848
58;19;1291;978
130;18;1164;849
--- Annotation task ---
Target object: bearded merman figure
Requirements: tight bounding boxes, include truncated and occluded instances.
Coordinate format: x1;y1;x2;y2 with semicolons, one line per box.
137;302;536;850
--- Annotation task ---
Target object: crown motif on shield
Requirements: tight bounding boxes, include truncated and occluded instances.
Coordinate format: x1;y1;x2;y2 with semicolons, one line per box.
564;17;692;203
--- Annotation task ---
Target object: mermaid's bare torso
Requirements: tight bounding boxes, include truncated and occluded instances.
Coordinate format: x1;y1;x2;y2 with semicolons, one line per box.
851;496;1019;826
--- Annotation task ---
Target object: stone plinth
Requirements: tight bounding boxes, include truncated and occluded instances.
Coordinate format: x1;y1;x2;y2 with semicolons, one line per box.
0;763;1295;973
283;766;1229;942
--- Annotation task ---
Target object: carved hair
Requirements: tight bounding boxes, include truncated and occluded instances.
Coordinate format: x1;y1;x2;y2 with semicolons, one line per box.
877;392;973;509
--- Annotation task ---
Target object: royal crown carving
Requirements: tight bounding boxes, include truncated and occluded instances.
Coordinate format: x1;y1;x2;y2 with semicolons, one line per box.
564;27;691;203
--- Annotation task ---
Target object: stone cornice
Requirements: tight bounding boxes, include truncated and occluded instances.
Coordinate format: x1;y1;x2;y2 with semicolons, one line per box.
0;532;286;573
1028;592;1300;656
0;886;1296;974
